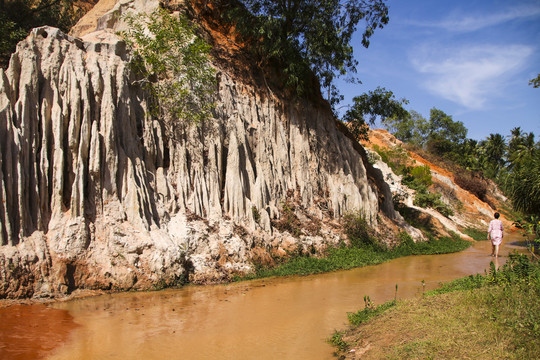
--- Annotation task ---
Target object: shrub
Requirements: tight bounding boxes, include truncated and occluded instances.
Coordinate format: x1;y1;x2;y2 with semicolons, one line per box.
409;165;433;187
413;189;454;217
372;144;411;175
342;211;377;248
454;172;488;201
272;200;302;237
119;9;216;136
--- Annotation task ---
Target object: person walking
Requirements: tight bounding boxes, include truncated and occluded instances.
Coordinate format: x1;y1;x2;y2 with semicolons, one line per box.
488;212;504;257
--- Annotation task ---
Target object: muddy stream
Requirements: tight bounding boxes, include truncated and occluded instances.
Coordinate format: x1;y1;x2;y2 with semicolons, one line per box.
0;236;527;360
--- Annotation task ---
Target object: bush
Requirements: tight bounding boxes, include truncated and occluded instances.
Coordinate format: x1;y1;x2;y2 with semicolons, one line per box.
413;189;454;217
342;211;377;248
119;9;216;136
454;172;488;201
272;200;302;237
409;165;433;187
372;144;411;175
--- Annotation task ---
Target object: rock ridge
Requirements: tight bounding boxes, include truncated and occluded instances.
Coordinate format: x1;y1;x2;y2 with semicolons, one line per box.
0;5;396;298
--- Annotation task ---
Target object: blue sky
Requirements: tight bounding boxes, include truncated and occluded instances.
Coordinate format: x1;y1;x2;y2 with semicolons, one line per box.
336;0;540;141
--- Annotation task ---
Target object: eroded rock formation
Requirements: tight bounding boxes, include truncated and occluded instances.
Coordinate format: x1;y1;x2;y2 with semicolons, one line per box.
0;0;398;298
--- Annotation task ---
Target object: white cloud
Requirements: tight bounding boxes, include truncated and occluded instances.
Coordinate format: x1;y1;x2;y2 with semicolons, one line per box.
408;4;540;32
410;44;534;110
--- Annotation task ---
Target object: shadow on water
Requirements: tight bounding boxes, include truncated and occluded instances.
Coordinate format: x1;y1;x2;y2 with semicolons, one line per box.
0;233;528;360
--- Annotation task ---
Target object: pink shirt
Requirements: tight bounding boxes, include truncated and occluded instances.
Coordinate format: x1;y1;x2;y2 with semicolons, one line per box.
488;219;503;244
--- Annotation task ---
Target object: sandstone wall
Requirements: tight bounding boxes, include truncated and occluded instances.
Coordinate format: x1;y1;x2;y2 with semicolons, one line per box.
0;14;394;298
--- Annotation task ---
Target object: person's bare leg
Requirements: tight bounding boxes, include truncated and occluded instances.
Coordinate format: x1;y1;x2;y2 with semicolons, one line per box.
494;244;499;258
491;244;495;256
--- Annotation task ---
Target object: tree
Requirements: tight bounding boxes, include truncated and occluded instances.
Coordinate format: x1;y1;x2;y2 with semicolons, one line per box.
505;143;540;216
342;87;409;141
120;9;216;137
423;108;467;156
529;73;540;88
234;0;389;106
479;133;507;179
0;0;88;68
383;109;428;146
507;127;536;168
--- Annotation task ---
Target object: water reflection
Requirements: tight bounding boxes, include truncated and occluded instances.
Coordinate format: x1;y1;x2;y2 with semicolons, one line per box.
0;304;77;360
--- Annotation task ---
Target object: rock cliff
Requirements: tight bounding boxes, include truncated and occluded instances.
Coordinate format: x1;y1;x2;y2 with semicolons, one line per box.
0;0;397;298
365;129;511;239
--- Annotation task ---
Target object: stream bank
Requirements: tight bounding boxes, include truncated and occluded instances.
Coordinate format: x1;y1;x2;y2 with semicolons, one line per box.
0;235;526;360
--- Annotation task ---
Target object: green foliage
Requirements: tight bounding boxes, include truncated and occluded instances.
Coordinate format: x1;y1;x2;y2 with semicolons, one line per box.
429;253;539;295
347;296;396;326
344;87;409;141
383;107;467;158
529;73;540;88
504;144;540;216
513;216;540;253
232;0;389;106
237;231;470;281
0;0;85;68
372;144;453;217
372;144;410;175
463;227;488;241
413;189;453;218
404;165;432;189
383;110;428;146
119;9;216;134
328;331;349;351
342;211;378;248
272;200;303;238
426;108;467;145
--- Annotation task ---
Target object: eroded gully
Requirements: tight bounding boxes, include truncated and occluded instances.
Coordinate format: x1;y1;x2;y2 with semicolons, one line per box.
0;235;526;360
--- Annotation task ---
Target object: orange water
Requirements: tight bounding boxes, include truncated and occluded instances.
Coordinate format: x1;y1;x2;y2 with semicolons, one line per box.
0;237;526;360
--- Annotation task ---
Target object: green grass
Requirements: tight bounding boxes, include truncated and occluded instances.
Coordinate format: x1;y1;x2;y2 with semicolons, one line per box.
332;253;540;359
347;298;397;326
237;235;471;281
463;227;488;241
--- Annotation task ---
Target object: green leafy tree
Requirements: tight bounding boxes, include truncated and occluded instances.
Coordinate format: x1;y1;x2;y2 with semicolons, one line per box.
343;87;409;141
480;133;507;179
120;9;216;136
529;73;540;88
424;108;467;156
505;144;540;216
508;127;536;168
457;139;483;172
233;0;389;106
383;109;428;146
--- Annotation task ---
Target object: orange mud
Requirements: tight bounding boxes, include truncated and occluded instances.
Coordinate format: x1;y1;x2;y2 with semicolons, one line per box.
0;304;78;360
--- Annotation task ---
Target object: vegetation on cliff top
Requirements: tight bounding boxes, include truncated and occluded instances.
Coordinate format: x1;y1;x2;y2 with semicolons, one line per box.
230;0;389;108
119;9;216;137
0;0;94;68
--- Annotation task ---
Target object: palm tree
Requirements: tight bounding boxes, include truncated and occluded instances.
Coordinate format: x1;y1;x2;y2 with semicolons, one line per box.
482;133;507;179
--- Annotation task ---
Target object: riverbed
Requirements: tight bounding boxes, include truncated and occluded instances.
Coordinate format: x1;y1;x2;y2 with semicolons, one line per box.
0;236;526;360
